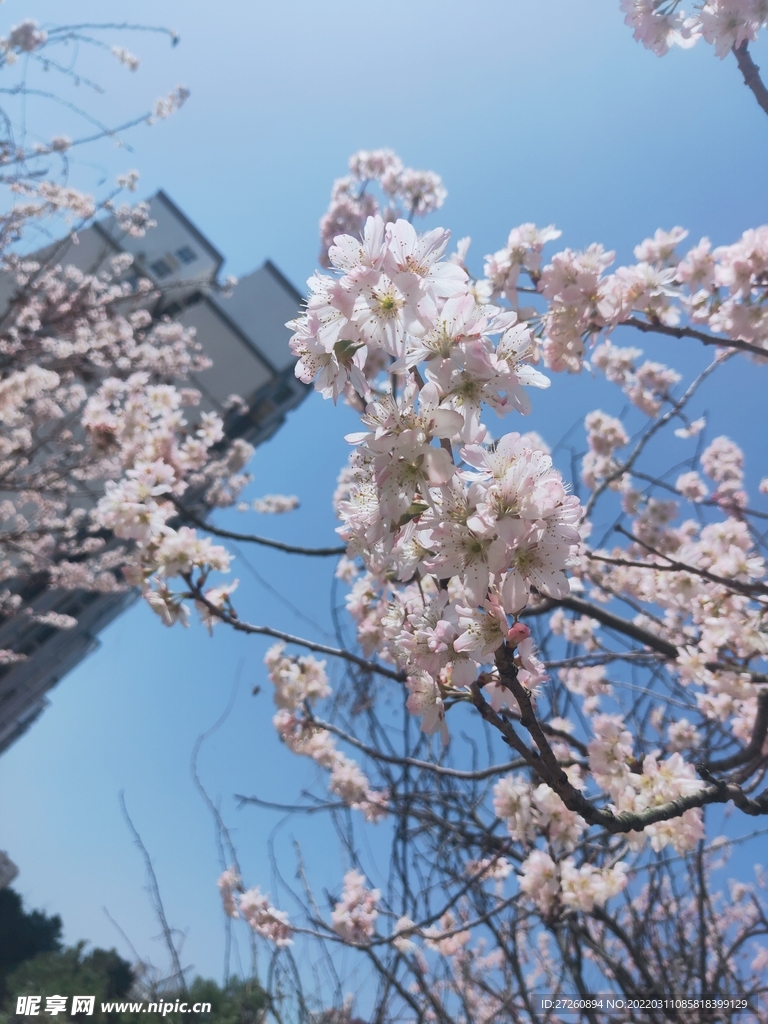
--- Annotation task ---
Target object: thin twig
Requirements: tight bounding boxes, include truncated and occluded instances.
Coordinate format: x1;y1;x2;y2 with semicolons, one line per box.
309;714;532;780
184;577;405;681
175;503;346;557
612;525;768;599
119;793;187;991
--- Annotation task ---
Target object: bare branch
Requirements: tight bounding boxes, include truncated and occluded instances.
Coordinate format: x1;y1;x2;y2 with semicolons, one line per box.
235;793;343;814
185;577;405;681
310;713;533;780
624;315;768;360
119;793;187;991
733;42;768;119
706;691;768;773
523;595;679;660
175;503;347;557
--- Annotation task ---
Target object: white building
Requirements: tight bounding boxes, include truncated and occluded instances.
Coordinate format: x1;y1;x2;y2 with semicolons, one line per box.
0;191;307;755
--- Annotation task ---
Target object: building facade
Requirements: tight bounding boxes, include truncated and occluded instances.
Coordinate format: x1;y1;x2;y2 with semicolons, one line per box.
0;192;307;755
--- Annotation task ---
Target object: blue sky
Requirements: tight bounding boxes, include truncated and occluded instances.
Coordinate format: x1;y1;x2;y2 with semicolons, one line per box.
1;0;767;987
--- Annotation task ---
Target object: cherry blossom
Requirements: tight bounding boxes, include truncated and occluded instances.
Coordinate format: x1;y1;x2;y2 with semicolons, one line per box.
331;870;381;944
620;0;768;59
238;887;294;947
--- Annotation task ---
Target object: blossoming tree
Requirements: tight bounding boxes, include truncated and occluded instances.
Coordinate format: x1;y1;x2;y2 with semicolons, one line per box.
208;168;768;1017
0;19;253;668
13;3;768;1020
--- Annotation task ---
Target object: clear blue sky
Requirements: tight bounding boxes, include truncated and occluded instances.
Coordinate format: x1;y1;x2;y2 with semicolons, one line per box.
1;0;766;985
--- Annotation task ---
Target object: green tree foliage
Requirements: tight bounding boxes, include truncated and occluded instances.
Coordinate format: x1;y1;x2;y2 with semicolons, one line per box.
0;889;267;1024
0;890;62;998
174;977;268;1024
2;944;132;1021
1;956;267;1024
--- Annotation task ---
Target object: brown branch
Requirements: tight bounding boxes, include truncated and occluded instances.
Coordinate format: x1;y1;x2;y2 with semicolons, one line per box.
185;577;405;681
469;682;543;774
733;41;768;119
473;643;768;834
523;594;679;660
613;525;768;599
705;691;768;773
589;548;768;601
706;664;768;684
504;706;590;757
494;645;582;791
175;503;347;557
544;651;661;670
624;315;767;360
308;714;534;780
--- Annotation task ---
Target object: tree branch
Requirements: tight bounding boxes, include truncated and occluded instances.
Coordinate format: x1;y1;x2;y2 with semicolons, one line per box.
522;594;679;660
733;42;768;120
705;690;768;773
119;793;187;991
623;315;767;360
175;504;347;557
308;714;534;780
184;577;405;681
476;643;768;834
613;525;768;599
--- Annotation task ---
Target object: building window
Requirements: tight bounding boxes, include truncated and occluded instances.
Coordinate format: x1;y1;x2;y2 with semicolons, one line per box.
176;245;197;265
150;258;172;279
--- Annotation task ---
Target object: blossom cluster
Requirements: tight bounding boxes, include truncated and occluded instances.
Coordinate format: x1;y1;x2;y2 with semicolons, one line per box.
330;869;381;944
519;849;629;914
318;148;447;265
265;645;389;822
192;149;768;985
2;19;48;54
217;868;293;946
247;494;300;514
151;86;191;122
0;218;253;645
620;0;768;58
587;718;706;852
89;376;251;628
111;45;141;71
493;773;586;852
288;203;583;741
265;643;332;709
482;222;768;376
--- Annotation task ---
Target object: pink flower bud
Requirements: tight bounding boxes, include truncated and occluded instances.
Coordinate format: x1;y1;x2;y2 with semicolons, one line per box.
506;622;531;647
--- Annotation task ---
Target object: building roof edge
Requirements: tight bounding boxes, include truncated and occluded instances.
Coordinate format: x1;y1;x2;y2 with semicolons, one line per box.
263;258;304;305
154;190;225;273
